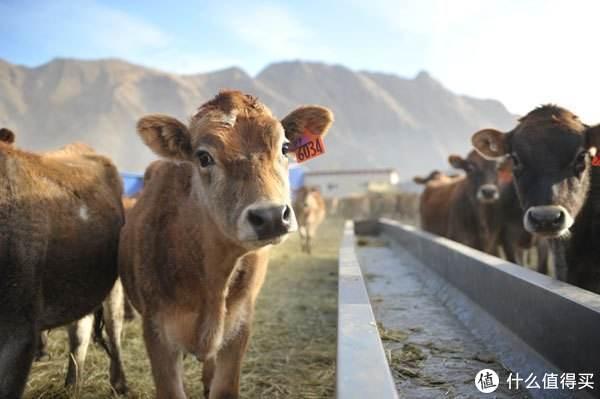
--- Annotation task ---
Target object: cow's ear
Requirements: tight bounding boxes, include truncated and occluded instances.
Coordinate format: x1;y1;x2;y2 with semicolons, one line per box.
413;176;427;184
281;106;334;142
585;124;600;155
137;115;192;160
0;128;15;144
471;128;508;159
448;155;467;170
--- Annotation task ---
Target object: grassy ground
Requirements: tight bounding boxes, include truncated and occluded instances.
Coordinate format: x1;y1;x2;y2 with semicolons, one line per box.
24;218;344;399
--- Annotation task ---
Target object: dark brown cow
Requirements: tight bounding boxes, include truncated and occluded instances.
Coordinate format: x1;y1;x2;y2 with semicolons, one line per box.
119;91;333;399
293;187;326;254
0;128;125;398
472;105;600;290
413;170;462;237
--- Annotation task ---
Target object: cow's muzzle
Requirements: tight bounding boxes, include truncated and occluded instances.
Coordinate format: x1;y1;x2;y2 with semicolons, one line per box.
477;184;499;203
238;202;298;244
524;205;573;238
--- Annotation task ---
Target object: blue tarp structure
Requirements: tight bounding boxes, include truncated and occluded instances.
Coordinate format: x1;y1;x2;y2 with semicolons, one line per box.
121;164;306;197
289;163;306;192
121;172;143;197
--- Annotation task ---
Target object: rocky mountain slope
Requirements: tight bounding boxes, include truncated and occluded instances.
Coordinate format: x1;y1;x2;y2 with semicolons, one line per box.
0;58;517;179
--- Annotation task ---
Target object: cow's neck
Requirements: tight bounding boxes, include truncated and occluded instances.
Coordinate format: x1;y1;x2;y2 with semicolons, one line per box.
178;192;263;359
571;166;600;242
558;166;600;284
468;184;498;233
181;194;247;282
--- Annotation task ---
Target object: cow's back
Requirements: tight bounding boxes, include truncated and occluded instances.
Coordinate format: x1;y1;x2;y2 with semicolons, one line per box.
0;146;123;329
419;177;462;237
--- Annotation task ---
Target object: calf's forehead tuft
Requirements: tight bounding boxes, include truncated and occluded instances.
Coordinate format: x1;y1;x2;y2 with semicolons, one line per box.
516;104;585;134
193;90;272;121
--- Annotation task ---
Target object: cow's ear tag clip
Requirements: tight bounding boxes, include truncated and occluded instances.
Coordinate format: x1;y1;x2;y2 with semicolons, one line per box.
589;147;600;167
291;129;326;163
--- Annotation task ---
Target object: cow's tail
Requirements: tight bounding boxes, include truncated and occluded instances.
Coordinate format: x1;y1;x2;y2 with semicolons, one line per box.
93;307;112;357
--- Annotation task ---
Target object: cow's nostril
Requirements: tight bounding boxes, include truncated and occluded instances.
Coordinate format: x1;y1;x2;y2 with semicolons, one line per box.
282;205;291;223
528;212;539;225
551;210;565;226
247;210;265;227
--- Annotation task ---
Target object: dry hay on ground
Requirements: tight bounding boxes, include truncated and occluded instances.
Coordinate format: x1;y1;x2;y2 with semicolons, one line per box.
24;218;344;399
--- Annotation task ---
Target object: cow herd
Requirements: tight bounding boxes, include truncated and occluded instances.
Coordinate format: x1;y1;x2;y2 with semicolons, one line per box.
414;104;600;292
2;93;598;399
0;91;334;399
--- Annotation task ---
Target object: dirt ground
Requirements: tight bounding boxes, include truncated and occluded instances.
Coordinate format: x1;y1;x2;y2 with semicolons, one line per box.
24;218;344;399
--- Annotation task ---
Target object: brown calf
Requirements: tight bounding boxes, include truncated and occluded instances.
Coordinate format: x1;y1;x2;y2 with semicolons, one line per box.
119;91;333;399
293;187;326;254
413;170;462;237
446;150;502;253
0;129;124;398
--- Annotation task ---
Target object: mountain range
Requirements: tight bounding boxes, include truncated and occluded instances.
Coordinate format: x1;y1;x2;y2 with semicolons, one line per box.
0;57;517;180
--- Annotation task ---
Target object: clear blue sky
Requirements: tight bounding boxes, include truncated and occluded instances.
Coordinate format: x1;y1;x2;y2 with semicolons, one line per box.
1;0;598;121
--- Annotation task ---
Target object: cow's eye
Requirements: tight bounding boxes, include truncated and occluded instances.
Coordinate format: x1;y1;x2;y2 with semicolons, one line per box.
196;150;215;167
510;153;523;176
282;142;290;156
574;151;588;176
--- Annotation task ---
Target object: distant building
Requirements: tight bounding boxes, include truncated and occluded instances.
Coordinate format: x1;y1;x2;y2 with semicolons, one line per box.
303;169;400;198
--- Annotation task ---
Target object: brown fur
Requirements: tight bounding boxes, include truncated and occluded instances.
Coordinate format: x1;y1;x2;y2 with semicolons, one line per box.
119;91;333;399
414;171;463;237
446;151;502;253
293;187;326;254
0;131;124;398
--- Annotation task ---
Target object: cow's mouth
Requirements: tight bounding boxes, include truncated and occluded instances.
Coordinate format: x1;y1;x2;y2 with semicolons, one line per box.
242;231;293;249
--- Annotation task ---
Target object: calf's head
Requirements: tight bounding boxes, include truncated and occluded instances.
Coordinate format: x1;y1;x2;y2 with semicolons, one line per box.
472;105;600;238
449;150;500;203
137;91;333;248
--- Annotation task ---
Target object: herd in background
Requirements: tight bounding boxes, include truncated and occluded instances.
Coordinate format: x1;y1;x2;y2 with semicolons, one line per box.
414;104;600;295
414;150;549;273
0;91;334;399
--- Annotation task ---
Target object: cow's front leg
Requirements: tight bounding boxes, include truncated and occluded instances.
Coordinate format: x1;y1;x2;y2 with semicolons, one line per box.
202;357;216;399
208;323;250;399
103;280;128;394
35;330;49;361
65;313;94;389
143;317;186;399
299;227;307;253
196;297;226;361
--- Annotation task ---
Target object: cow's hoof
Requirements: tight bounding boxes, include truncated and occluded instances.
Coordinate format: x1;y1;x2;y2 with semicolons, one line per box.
111;380;129;396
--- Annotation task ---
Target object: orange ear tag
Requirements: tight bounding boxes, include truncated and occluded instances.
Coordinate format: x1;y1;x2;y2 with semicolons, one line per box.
592;154;600;167
292;129;326;163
